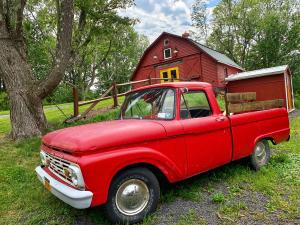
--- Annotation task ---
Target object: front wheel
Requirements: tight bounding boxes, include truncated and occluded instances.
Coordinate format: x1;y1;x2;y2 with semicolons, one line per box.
104;168;160;224
250;140;270;170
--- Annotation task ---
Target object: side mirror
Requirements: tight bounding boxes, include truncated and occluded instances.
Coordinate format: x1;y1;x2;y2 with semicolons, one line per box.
180;87;188;93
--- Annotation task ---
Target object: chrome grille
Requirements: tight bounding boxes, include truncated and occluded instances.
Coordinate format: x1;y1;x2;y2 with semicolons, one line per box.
44;152;74;186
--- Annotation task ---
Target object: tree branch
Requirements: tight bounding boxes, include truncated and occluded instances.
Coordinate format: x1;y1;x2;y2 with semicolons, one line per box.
15;0;26;39
37;0;74;99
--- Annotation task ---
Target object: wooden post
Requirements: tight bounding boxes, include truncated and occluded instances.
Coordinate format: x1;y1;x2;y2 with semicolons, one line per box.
148;75;152;85
224;87;229;115
73;87;79;117
112;81;118;107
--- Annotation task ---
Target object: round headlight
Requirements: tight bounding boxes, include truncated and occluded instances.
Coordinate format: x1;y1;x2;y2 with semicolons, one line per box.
68;165;84;189
40;151;47;166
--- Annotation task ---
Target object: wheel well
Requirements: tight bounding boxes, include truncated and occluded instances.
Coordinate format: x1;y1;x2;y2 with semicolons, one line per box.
113;163;170;188
262;137;276;145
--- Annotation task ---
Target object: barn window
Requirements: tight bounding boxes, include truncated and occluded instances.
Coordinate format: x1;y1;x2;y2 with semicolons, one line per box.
164;48;172;59
160;67;179;83
162;71;168;81
171;69;177;80
164;39;169;46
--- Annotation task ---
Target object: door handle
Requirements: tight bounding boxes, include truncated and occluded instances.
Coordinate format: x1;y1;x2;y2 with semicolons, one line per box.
216;116;225;122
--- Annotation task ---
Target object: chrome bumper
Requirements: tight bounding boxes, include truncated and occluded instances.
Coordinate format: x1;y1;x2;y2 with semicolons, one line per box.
35;166;93;209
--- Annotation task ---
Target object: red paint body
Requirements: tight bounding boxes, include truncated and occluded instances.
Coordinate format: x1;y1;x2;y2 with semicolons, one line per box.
131;32;242;89
41;82;290;207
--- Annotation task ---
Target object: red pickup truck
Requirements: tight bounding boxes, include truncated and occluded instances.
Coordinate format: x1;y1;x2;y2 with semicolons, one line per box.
36;82;290;224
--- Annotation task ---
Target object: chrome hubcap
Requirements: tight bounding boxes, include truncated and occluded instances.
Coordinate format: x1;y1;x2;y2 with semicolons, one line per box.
255;142;266;164
116;179;150;216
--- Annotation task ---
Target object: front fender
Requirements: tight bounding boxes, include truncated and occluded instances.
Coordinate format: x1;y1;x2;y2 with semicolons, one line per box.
78;147;185;206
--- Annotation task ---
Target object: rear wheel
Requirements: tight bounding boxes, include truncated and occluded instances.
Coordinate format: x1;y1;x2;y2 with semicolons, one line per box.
104;168;160;224
250;140;270;170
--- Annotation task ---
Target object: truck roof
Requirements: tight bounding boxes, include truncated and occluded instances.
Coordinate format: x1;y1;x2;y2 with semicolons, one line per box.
131;82;212;93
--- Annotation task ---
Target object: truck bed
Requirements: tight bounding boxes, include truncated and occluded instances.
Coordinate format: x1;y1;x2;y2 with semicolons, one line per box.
229;108;290;160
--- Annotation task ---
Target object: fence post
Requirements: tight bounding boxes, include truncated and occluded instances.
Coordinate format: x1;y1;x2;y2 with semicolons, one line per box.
73;87;79;117
148;75;152;85
112;81;118;107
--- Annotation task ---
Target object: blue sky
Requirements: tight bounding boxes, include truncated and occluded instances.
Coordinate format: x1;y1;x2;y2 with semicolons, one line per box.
119;0;220;42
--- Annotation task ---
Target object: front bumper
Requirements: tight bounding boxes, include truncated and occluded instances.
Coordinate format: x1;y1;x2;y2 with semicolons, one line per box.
35;166;93;209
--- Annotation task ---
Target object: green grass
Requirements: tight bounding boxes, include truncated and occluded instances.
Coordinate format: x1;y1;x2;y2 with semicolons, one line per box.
176;209;206;225
0;97;124;135
0;97;299;224
212;192;226;203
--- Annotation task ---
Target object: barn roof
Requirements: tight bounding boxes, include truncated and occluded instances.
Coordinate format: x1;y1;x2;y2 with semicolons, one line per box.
225;65;289;82
190;41;244;70
130;32;244;80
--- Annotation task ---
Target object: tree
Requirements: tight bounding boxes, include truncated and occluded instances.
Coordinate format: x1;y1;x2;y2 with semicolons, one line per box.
0;0;133;139
192;0;300;93
191;0;210;43
95;25;149;94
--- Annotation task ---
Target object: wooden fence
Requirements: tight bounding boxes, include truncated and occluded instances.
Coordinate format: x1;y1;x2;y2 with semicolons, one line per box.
65;77;187;123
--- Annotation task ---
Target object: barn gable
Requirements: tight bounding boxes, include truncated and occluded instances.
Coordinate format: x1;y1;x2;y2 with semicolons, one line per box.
131;32;243;88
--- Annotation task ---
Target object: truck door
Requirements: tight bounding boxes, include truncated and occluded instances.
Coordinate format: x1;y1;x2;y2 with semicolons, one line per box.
179;90;232;176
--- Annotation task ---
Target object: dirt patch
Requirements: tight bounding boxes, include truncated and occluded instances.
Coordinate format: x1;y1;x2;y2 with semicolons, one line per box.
289;109;299;118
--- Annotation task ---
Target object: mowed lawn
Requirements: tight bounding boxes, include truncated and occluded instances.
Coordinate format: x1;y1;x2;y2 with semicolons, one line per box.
0;100;299;224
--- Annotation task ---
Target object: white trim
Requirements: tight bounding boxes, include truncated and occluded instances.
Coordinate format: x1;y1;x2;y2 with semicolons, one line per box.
225;65;288;82
284;72;288;110
35;166;93;209
289;108;296;113
290;74;295;109
164;48;172;60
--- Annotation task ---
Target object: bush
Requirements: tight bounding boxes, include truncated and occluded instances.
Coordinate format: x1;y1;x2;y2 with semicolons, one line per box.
0;92;9;111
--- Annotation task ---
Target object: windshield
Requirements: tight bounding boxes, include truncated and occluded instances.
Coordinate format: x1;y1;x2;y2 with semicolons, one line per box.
121;88;175;120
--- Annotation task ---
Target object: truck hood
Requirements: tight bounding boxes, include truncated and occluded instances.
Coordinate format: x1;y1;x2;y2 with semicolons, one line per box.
42;120;166;153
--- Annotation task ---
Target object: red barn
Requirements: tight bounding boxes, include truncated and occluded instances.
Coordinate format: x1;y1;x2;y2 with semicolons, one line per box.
226;65;295;112
131;32;243;89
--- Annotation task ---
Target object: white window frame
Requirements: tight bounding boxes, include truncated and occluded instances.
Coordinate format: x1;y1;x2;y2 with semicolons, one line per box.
164;48;172;60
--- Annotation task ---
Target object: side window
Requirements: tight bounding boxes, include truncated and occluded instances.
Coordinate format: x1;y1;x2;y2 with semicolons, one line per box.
180;91;212;119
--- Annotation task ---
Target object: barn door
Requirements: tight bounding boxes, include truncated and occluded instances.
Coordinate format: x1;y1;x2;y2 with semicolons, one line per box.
160;67;179;83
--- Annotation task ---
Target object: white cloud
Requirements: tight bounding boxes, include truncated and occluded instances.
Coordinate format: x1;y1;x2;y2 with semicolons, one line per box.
119;0;219;43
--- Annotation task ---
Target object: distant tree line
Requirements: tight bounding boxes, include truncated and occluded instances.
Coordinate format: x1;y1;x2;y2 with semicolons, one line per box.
192;0;300;95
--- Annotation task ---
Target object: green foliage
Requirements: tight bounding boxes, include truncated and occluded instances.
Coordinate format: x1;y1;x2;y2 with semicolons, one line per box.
20;0;147;104
0;92;9;111
44;85;75;105
192;0;300;93
294;93;300;109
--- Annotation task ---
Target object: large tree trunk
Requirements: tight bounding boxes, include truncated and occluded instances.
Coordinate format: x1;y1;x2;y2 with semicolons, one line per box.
0;38;48;139
0;0;74;139
9;90;47;139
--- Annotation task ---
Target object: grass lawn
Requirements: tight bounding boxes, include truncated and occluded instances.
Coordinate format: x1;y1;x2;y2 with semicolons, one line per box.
0;99;299;224
0;97;124;135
